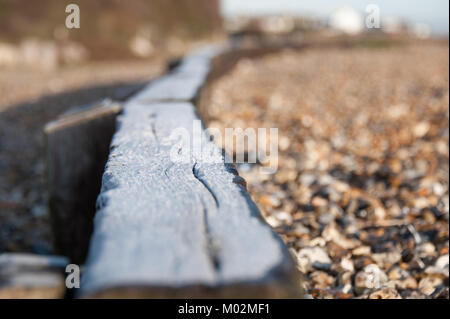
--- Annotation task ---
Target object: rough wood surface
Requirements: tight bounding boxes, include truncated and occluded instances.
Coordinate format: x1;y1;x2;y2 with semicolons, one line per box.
80;102;302;298
79;46;304;298
0;253;68;299
45;99;122;264
132;46;224;103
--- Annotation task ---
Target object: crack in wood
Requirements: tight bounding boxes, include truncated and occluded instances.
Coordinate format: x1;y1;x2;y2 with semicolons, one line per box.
76;46;305;298
193;162;219;208
192;161;221;272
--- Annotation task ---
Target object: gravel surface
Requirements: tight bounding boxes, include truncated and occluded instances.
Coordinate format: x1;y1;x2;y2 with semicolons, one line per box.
1;39;448;299
0;60;163;254
204;41;449;299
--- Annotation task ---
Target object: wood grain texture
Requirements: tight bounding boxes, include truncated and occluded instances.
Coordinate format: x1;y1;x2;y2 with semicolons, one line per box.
80;101;303;298
131;46;225;103
45;100;122;264
78;45;303;298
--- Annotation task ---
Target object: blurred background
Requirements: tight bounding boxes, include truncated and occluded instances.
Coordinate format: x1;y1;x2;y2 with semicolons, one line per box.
0;0;448;70
0;0;448;299
222;0;449;36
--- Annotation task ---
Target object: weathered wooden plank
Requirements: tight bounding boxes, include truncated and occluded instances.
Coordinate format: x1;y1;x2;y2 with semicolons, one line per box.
131;46;225;103
0;253;68;299
131;68;208;103
80;101;303;298
44;99;122;264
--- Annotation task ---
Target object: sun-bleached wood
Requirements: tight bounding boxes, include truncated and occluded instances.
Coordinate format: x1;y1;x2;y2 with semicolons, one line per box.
131;46;224;103
80;102;303;298
79;46;304;298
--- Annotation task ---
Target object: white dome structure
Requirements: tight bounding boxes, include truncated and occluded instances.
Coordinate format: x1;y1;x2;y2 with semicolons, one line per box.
329;7;364;35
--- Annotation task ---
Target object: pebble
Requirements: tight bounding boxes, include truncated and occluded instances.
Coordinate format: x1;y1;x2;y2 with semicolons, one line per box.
371;251;402;269
416;242;437;258
327;242;347;260
264;216;281;228
388;266;411;280
338;271;353;287
259;195;282;208
311;196;328;208
368;287;402;299
340;258;355;273
354;264;388;295
274;211;293;225
352;246;372;257
418;276;443;296
311;271;335;289
296;247;332;272
413;121;430;138
299;173;316;187
395;277;418;290
431;286;449;299
318;213;335;225
403;291;427;299
435;254;449;272
290;223;310;236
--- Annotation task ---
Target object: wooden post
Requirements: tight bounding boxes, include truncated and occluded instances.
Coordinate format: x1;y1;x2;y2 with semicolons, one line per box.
79;47;304;298
44;100;122;264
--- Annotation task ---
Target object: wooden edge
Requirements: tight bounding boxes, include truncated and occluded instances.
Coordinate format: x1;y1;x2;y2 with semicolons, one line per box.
44;101;122;134
77;43;305;298
45;100;122;264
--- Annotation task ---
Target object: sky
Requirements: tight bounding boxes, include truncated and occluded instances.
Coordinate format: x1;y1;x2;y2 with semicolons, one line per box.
221;0;449;35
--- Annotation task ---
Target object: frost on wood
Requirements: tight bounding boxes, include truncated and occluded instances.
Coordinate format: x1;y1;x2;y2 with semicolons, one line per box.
80;46;303;298
80;102;302;298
